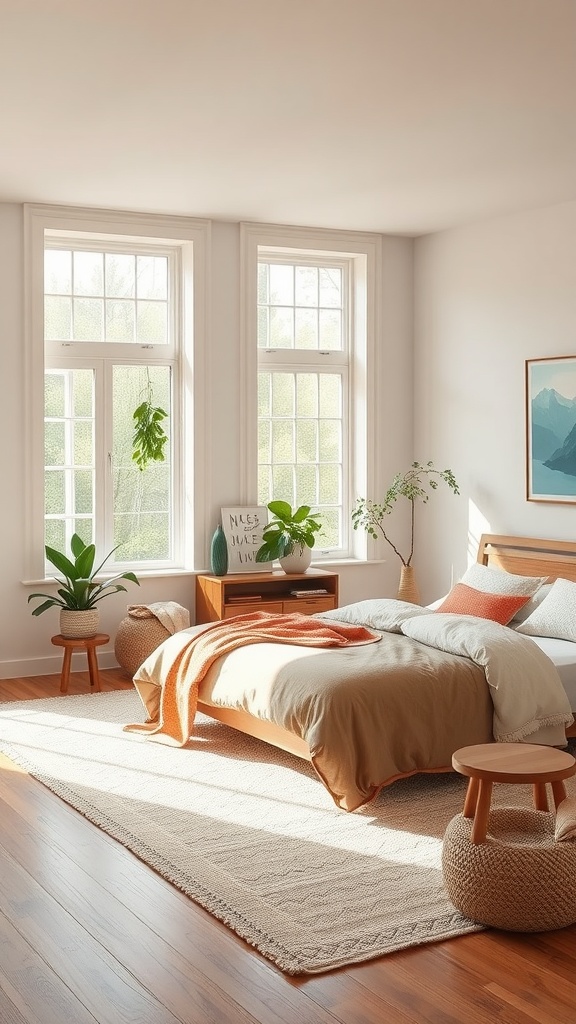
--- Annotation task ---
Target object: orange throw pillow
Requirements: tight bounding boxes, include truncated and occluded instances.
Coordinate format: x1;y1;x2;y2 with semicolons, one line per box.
435;583;531;625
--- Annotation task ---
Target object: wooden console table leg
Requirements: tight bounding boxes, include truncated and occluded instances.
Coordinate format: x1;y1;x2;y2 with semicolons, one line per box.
533;782;549;811
60;646;73;694
86;645;102;692
471;780;493;844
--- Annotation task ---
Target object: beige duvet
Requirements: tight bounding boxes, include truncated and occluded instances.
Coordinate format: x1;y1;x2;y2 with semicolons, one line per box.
200;631;495;810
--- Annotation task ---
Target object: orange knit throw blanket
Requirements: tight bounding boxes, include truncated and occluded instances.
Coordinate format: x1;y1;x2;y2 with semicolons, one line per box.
124;610;381;747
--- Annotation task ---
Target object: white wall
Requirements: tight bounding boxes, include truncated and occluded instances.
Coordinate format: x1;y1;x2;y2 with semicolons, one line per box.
0;206;414;678
414;199;576;602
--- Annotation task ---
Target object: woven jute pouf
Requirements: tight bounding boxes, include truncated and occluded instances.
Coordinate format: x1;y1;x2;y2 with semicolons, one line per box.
442;807;576;932
114;616;171;677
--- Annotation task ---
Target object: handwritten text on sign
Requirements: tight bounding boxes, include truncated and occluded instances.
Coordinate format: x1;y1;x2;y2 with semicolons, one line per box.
220;506;272;573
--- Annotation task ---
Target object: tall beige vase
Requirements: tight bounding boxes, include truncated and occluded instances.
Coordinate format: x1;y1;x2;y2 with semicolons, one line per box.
397;565;421;604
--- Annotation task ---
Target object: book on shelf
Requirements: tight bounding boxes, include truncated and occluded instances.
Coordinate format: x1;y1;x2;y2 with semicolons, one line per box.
227;594;262;604
290;588;329;597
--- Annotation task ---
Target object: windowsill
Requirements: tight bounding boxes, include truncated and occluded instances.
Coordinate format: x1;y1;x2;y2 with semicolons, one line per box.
22;558;385;587
312;558;386;568
21;568;196;587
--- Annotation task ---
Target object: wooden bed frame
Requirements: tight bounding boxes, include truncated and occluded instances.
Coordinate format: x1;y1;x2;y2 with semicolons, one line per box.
477;532;576;583
197;534;576;755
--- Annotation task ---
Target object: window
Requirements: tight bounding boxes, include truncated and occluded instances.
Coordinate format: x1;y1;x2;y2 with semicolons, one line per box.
257;258;348;550
44;243;175;564
25;205;209;579
242;223;381;561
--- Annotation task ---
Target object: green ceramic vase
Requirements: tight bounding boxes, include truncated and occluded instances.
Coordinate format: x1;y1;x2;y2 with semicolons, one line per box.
210;524;228;576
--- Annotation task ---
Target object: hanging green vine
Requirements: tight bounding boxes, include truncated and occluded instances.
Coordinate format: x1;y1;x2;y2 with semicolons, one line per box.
132;372;168;471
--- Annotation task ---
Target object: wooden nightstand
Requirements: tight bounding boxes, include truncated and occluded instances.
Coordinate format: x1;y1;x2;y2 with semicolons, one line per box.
195;568;339;623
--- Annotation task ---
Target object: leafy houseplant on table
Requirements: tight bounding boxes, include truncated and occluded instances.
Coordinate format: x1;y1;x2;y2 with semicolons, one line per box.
28;533;140;638
352;461;460;603
255;501;323;574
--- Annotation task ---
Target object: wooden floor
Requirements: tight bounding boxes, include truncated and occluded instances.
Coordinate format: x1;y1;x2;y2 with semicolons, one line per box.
0;672;575;1024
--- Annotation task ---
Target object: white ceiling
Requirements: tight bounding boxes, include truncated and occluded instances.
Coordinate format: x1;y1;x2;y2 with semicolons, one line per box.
1;0;576;236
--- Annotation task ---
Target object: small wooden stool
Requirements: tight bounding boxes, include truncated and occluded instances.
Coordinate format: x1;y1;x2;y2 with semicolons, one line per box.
51;633;110;694
452;742;576;844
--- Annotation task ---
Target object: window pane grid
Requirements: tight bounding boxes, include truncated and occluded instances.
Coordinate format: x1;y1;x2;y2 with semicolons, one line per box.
258;369;343;549
112;365;172;563
258;261;344;352
45;247;169;345
44;368;95;558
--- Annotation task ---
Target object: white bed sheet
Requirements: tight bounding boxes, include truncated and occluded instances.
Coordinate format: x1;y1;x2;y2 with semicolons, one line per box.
527;636;576;711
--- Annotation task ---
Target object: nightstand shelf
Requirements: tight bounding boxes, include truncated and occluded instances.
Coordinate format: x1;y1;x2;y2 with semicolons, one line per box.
195;568;339;622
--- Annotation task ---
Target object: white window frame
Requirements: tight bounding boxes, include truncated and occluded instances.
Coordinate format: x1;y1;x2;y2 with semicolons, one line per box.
44;238;179;569
240;222;382;561
24;204;210;580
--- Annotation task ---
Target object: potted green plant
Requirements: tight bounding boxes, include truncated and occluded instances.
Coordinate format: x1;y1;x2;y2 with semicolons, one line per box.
352;461;460;602
28;533;140;638
255;500;323;574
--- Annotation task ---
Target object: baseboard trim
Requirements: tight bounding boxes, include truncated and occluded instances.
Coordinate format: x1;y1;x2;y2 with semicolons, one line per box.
1;649;120;680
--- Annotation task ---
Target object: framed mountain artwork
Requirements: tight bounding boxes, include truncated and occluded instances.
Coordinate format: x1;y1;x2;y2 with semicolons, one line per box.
526;355;576;502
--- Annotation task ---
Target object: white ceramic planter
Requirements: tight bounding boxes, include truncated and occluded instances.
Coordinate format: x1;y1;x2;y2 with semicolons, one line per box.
279;545;312;575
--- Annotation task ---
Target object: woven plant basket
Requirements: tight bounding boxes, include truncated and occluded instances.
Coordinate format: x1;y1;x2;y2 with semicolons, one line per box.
60;608;100;639
114;616;171;677
442;807;576;932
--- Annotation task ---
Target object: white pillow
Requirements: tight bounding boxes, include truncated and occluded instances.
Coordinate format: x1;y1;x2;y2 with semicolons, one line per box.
510;582;553;625
515;577;576;642
460;562;547;599
317;599;428;632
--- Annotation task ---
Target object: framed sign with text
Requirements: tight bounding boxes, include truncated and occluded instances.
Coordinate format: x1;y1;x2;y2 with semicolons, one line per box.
220;506;272;573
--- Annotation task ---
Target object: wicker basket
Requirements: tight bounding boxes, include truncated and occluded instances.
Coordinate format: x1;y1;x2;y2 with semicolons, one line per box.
114;615;171;677
442;807;576;932
60;608;100;639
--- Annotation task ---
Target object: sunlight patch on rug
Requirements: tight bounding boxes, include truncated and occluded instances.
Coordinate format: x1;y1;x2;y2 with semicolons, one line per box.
0;689;535;973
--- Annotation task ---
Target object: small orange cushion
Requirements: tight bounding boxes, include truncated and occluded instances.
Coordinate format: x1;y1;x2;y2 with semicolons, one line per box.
435;583;531;625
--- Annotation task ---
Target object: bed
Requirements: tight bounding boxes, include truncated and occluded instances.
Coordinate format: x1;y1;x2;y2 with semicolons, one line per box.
131;534;576;810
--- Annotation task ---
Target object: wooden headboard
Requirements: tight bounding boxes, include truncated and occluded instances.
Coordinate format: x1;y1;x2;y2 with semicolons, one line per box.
477;534;576;583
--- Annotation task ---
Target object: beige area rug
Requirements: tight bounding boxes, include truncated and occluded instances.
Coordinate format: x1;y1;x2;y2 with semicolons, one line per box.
1;691;573;974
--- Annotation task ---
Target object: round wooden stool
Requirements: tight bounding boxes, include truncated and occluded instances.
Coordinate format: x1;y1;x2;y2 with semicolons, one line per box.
51;633;110;694
452;742;576;844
